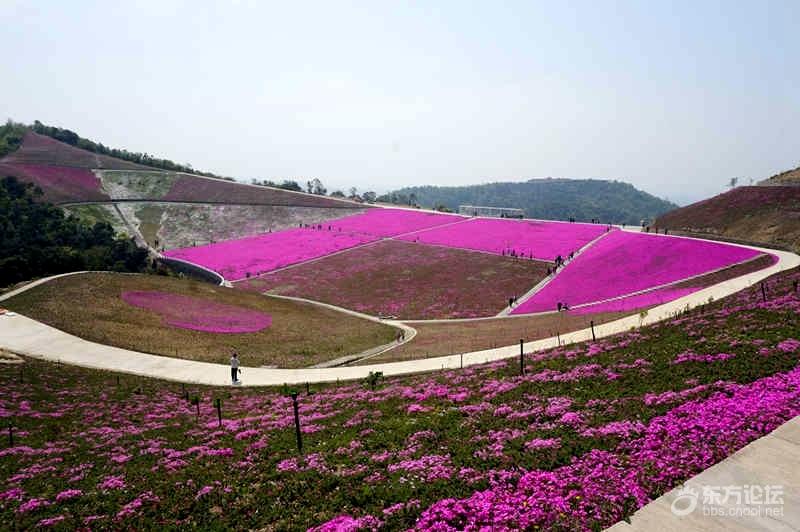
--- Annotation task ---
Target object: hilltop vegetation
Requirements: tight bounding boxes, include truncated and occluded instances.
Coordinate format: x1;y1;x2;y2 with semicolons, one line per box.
656;186;800;252
759;164;800;186
380;179;676;225
0;121;25;158
28;120;223;178
0;176;148;287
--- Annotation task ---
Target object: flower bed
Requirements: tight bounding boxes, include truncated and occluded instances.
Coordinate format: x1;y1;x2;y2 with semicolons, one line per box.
2;268;799;529
241;240;549;319
3;273;396;368
396;218;608;260
163;209;462;281
512;231;762;314
163;228;376;281
569;286;701;315
327;208;463;238
0;163;109;204
121;291;272;333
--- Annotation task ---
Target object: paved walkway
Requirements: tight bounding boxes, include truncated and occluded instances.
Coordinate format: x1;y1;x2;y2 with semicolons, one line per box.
606;415;800;531
0;243;797;387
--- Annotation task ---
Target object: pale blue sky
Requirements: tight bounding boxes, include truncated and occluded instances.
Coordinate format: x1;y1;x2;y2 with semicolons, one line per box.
2;1;798;204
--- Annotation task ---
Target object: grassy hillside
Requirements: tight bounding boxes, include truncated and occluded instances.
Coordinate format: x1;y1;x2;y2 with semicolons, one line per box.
655;186;800;252
4;272;396;368
381;179;676;225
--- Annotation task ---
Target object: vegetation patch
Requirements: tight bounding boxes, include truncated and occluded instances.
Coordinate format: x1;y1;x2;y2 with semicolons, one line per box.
0;163;109;204
397;217;607;261
656;186;800;252
121;291;273;333
2;272;397;368
63;204;126;233
243;240;549;319
512;230;762;314
364;310;633;363
98;170;179;200
0;177;147;287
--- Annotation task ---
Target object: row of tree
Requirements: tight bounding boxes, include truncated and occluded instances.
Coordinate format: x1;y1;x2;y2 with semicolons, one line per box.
248;177;378;203
29;120;231;180
0;176;150;287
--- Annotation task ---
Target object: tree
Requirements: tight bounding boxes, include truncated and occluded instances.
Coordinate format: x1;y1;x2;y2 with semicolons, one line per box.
728;177;739;189
362;191;377;203
349;187;358;199
307;178;327;195
0;176;149;286
278;180;303;192
330;190;345;198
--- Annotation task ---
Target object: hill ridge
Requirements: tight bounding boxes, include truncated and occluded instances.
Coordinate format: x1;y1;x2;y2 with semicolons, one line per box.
380;179;676;225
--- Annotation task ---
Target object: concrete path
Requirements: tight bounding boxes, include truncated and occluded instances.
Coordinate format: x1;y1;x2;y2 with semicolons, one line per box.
0;244;796;387
606;415;800;531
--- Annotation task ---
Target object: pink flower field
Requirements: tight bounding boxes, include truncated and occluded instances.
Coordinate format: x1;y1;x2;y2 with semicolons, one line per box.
241;240;549;319
163;228;376;281
569;286;701;315
163;208;463;281
396;218;609;260
512;231;763;314
0;163;109;204
326;208;463;238
121;291;272;333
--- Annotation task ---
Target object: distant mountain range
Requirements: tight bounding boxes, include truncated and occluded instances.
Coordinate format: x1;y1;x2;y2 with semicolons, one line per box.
380;179;677;225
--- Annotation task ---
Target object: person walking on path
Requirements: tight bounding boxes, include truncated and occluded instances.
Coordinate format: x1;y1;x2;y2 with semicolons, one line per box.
230;352;240;385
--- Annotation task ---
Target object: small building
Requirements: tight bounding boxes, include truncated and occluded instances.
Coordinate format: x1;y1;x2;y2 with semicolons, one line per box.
458;205;525;218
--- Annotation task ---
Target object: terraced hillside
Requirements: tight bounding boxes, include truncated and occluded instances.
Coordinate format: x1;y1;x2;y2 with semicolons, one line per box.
106;203;366;250
0;129;363;210
0;127;367;247
94;170;362;209
655;186;800;252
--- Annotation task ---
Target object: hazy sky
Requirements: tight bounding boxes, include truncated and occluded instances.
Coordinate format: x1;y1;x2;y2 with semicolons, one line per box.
2;1;798;204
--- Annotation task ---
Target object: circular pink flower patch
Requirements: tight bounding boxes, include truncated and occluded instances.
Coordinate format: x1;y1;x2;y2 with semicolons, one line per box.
121;291;272;333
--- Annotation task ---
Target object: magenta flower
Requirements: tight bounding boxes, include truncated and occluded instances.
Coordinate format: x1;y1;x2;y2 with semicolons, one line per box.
121;291;272;333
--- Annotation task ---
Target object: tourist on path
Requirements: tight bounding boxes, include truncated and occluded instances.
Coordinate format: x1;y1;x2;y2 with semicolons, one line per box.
230;352;240;384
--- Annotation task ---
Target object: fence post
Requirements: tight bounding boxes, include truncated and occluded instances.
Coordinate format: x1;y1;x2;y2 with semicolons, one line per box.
7;422;12;447
761;282;767;302
519;339;524;376
590;320;596;342
215;398;222;428
291;392;303;454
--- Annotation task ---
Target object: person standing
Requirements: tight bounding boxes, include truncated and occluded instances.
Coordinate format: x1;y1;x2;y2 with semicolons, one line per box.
230;352;240;384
